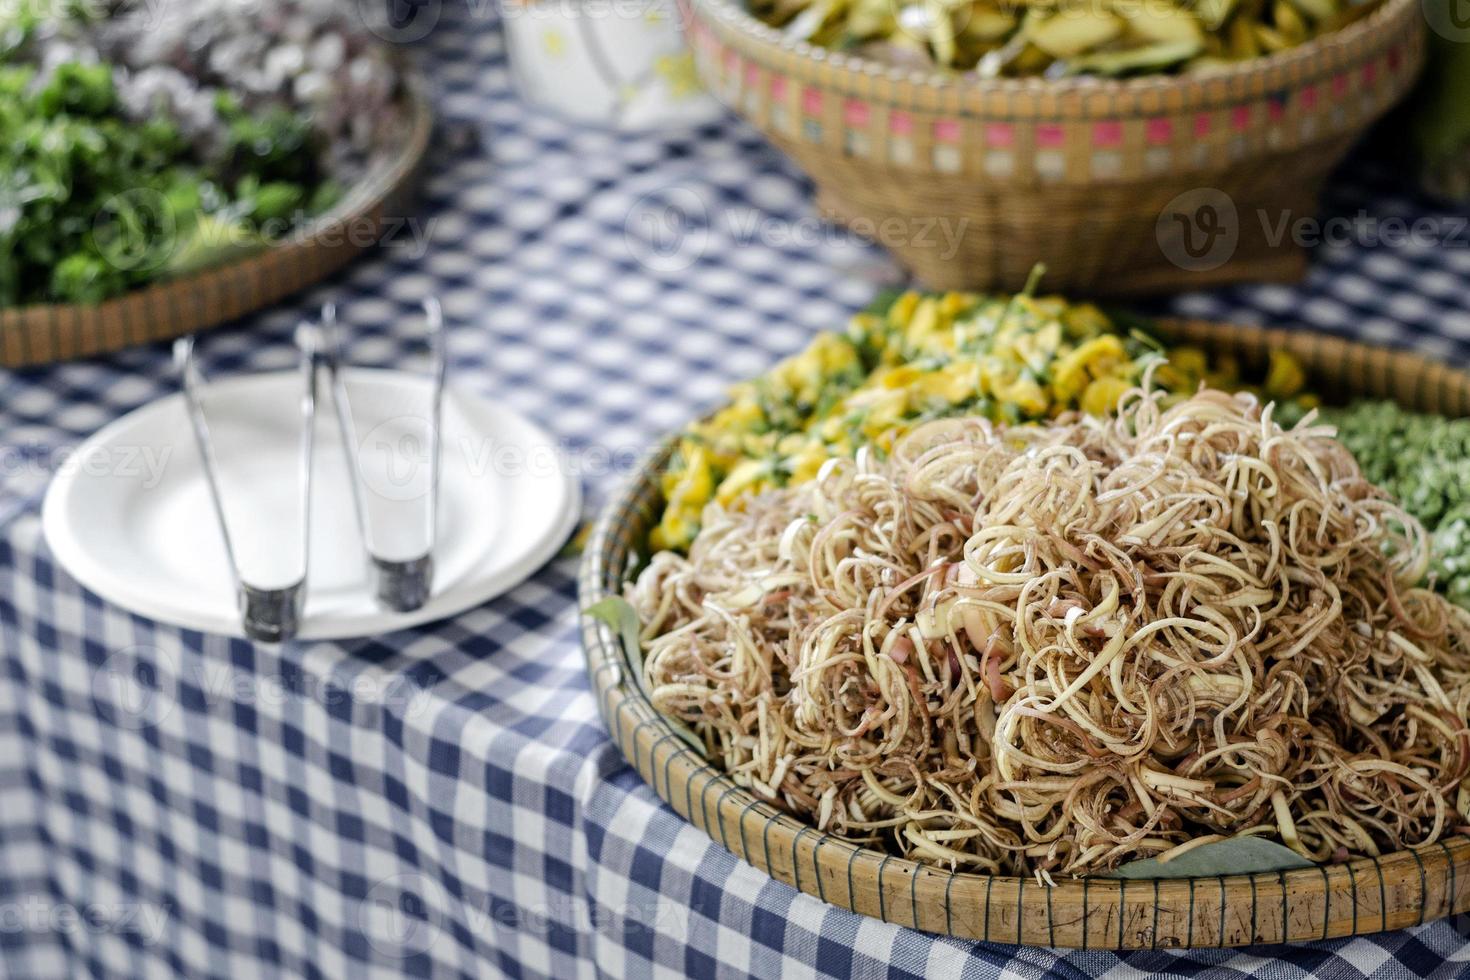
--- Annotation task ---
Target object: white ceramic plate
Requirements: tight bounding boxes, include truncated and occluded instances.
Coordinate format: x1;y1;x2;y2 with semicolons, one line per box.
42;369;580;640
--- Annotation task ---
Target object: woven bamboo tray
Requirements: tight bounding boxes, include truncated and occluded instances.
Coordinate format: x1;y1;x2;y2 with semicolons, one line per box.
680;0;1425;294
580;318;1470;948
0;84;433;368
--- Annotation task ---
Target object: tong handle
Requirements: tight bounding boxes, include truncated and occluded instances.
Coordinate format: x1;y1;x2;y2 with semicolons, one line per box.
323;298;445;612
174;330;319;643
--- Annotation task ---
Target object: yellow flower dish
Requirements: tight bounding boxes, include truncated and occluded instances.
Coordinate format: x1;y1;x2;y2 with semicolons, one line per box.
652;288;1305;551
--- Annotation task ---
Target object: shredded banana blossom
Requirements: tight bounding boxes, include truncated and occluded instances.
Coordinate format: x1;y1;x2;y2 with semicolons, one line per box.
629;386;1470;876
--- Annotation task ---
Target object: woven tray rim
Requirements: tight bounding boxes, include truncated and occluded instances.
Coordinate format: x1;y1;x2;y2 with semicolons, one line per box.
689;0;1418;97
579;316;1470;948
0;76;434;366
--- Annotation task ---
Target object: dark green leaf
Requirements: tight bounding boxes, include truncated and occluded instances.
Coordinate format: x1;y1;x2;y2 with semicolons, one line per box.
1105;836;1312;879
585;596;644;678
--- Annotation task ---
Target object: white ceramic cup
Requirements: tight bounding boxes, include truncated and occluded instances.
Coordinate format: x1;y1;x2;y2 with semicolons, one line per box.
503;0;724;129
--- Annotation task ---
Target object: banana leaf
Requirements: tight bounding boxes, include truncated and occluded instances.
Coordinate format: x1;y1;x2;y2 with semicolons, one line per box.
1107;836;1313;879
585;596;706;755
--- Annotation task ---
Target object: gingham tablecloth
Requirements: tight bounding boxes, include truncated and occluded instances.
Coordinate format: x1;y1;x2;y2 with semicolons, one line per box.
4;7;1470;979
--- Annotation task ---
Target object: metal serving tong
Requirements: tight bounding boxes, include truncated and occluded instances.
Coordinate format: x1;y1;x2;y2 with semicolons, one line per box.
322;298;446;613
174;300;445;640
175;328;320;643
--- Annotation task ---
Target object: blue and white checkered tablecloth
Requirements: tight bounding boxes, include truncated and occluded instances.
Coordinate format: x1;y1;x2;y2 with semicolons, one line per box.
4;6;1470;978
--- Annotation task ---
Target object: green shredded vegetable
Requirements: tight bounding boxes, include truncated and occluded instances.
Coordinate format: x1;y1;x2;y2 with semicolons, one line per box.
1324;400;1470;607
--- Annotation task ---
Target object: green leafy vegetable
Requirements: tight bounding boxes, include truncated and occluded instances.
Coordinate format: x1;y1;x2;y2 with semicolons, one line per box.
1324;401;1470;607
0;56;338;306
585;596;705;755
1106;836;1312;879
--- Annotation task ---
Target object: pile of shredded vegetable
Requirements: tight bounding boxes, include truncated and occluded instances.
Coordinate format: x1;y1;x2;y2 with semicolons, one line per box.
630;383;1470;877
